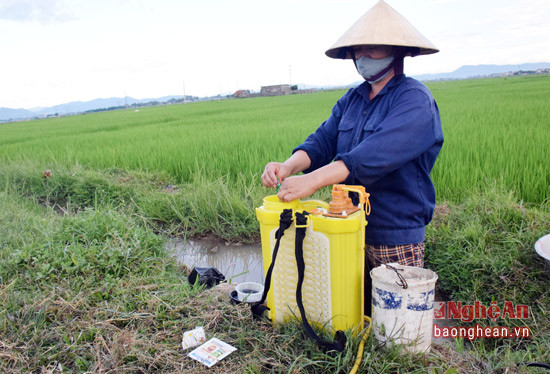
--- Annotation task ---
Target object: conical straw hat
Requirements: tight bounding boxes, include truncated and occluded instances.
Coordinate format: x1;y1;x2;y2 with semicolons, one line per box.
325;0;439;59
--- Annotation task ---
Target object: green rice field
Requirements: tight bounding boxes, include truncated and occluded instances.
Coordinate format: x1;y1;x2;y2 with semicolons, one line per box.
1;74;549;205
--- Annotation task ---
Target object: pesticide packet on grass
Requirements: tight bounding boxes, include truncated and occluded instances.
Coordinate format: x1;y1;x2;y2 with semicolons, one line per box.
181;326;206;350
188;338;237;367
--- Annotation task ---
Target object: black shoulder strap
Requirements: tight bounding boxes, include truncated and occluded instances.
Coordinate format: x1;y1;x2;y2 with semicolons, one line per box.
294;211;347;352
252;209;347;352
251;209;293;319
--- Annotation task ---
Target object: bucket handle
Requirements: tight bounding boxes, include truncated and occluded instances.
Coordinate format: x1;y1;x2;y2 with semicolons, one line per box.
385;264;408;289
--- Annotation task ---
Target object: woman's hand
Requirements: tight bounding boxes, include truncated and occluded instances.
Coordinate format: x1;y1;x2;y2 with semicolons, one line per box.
261;151;312;188
261;152;351;203
277;174;319;202
277;160;351;202
261;162;292;188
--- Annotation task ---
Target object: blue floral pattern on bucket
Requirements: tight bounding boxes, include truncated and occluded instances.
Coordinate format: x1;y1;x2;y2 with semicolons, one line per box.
407;289;434;311
373;287;402;309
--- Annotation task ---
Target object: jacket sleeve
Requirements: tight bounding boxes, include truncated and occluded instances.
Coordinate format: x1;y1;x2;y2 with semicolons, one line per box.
292;89;354;173
335;88;441;185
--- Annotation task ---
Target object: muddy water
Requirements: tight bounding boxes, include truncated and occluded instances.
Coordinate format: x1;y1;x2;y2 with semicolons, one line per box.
167;237;265;284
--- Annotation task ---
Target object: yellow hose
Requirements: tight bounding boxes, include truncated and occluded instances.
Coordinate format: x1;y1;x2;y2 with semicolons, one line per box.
349;316;372;374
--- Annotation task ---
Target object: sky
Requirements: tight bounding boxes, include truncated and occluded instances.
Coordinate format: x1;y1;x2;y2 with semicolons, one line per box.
1;0;549;109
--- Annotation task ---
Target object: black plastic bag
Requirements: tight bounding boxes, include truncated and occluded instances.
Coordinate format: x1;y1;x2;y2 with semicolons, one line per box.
187;267;225;288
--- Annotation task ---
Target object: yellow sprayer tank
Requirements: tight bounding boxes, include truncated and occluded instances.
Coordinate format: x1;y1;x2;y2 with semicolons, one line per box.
255;185;369;333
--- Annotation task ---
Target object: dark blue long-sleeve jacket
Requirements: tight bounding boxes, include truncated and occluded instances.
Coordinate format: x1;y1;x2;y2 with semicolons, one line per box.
294;74;443;245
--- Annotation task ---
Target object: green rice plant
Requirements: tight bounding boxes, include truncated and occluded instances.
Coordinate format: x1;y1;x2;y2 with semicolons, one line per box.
428;75;550;204
1;75;547;204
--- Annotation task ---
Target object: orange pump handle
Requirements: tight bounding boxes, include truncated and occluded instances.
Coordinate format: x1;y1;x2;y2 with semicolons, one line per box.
333;184;371;216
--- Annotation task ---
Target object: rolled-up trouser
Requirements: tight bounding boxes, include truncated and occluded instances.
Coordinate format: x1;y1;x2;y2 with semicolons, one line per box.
364;242;425;316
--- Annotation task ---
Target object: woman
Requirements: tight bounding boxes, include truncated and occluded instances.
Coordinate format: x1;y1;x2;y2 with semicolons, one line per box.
261;0;443;305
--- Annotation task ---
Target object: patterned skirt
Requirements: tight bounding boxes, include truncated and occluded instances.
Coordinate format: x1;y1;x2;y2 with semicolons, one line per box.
365;242;425;268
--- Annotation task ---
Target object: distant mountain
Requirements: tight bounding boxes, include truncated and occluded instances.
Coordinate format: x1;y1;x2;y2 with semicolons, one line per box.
412;62;550;81
0;107;35;121
0;95;187;122
2;62;549;122
40;97;130;115
35;95;188;116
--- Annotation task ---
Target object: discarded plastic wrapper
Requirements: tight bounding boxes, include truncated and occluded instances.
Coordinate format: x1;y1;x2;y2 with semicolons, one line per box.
188;338;237;367
181;326;206;350
187;267;225;288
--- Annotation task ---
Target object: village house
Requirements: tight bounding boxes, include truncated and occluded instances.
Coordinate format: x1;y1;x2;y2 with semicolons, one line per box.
233;89;250;98
260;84;292;96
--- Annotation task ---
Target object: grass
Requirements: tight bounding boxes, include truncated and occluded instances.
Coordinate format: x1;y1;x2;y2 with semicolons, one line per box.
0;162;263;242
1;162;548;373
0;75;549;372
0;184;445;373
425;184;550;366
426;185;549;306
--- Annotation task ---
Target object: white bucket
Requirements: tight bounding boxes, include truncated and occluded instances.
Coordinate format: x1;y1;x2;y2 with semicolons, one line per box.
371;263;438;353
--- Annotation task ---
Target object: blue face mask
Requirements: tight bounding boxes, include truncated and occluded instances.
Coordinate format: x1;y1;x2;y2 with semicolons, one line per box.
355;56;394;83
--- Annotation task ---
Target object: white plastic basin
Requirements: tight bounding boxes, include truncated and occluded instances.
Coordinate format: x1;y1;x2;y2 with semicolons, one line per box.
535;234;550;271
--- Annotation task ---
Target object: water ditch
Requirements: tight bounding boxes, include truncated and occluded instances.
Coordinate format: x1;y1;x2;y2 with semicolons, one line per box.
166;236;453;344
166;237;264;284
